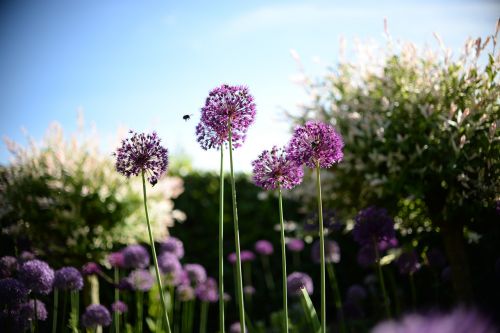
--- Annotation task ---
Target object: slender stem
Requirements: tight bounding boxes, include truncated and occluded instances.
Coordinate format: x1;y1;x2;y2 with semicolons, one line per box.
278;186;289;333
52;289;59;333
199;301;209;333
114;268;119;333
315;163;326;333
61;290;68;333
261;255;275;292
326;263;346;333
409;273;417;311
373;240;391;318
34;296;38;333
169;284;175;324
228;128;245;333
187;300;195;333
218;147;225;333
136;291;143;333
141;171;172;333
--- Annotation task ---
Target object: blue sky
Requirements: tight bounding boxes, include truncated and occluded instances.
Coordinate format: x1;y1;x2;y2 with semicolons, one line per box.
1;0;498;171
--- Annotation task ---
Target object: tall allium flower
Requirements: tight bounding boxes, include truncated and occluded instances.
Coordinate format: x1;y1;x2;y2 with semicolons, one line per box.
287;239;305;252
196;84;256;150
114;130;168;186
111;301;128;314
287;120;344;169
20;251;36;262
311;239;340;264
0;256;18;278
287;272;313;296
196;277;219;303
160;236;185;259
228;251;255;264
122;245;150;269
0;278;29;307
184;264;207;286
107;252;125;268
53;267;84;291
177;284;195;302
18;259;54;295
254;240;274;256
287;120;344;333
251;146;303;190
82;262;102;276
81;304;112;329
371;307;497;333
158;252;182;284
128;269;154;292
114;129;171;332
20;299;48;321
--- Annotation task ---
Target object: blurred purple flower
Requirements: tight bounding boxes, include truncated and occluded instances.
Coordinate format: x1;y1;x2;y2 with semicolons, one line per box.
228;251;255;265
111;301;128;314
19;251;35;262
122;244;150;269
114;131;168;186
18;259;54;295
0;256;17;278
353;206;396;247
177;284;195;302
158;253;182;285
196;277;218;303
396;251;421;275
107;252;125;269
251;146;303;190
82;262;102;276
254;240;274;256
287;120;344;169
53;267;84;291
311;239;340;264
287;271;313;296
230;322;246;333
81;304;112;328
184;264;207;285
159;236;185;259
287;239;305;252
357;245;377;268
128;269;154;292
19;299;48;321
346;284;367;304
118;277;133;291
371;307;497;333
0;278;29;307
243;285;256;296
196;84;256;150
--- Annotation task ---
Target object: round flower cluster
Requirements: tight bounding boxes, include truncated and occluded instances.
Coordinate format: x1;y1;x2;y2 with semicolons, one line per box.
195;277;218;303
0;256;18;278
228;251;256;265
114;130;169;186
287;271;314;296
311;239;340;264
177;284;195;302
19;299;48;321
160;236;185;259
251;146;303;190
0;278;29;307
158;252;183;285
254;240;274;256
53;267;84;291
111;301;128;314
127;269;154;292
107;252;125;268
353;206;396;246
287;239;305;252
122;245;150;269
81;304;112;329
183;264;207;285
82;262;101;276
18;260;54;295
196;84;256;150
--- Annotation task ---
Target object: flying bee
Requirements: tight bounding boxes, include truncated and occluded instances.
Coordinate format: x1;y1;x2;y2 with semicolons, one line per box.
311;139;320;149
183;114;193;121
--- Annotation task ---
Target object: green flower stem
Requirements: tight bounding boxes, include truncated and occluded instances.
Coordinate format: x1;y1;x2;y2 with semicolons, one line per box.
261;255;275;292
373;240;391;318
61;290;68;333
387;269;401;316
409;273;417;311
315;162;326;333
278;186;289;333
326;263;346;333
52;289;58;333
199;301;209;333
136;291;143;333
228;127;246;333
169;284;175;324
114;268;120;333
34;295;38;333
69;291;79;333
218;146;225;333
141;171;172;333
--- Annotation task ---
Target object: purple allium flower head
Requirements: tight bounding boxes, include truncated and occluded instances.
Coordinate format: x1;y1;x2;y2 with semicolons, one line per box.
122;244;150;269
371;307;497;333
114;130;168;186
19;299;48;321
230;322;247;333
19;251;35;262
18;259;54;295
251;146;303;190
177;284;195;301
111;301;128;314
353;206;396;247
254;240;274;256
118;277;133;291
287;120;344;169
160;236;185;259
243;285;256;296
196;277;218;302
196;84;256;150
0;278;29;307
426;248;447;269
311;239;340;264
82;262;101;276
53;267;83;291
81;304;112;328
183;264;207;285
158;253;182;285
228;251;256;264
107;252;125;268
378;237;399;251
346;284;367;303
0;256;18;278
396;251;421;275
357;245;377;268
287;272;313;296
287;238;305;252
128;269;154;292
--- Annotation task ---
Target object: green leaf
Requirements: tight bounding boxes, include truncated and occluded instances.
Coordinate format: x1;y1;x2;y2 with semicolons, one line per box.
299;287;321;333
